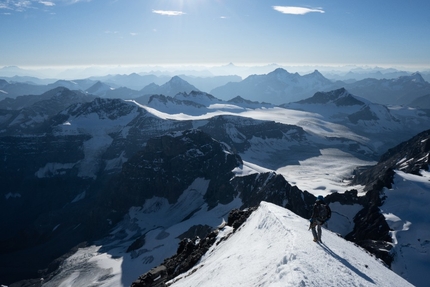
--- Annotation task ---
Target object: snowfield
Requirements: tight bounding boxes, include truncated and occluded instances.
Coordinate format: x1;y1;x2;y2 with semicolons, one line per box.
135;101;376;194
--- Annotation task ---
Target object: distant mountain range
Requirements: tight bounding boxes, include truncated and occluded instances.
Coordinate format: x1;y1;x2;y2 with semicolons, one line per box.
2;64;429;81
211;68;430;105
210;68;336;104
343;72;430;105
324;68;412;82
2;68;430;107
140;76;199;97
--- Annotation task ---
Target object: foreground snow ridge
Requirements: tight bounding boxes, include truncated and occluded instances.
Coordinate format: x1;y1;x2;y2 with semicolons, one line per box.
168;202;413;287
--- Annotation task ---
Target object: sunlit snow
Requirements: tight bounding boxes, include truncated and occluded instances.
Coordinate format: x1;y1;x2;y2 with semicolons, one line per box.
168;202;413;287
133;101;374;194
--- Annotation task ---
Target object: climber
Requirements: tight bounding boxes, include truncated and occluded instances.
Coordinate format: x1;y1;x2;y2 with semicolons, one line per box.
309;195;331;242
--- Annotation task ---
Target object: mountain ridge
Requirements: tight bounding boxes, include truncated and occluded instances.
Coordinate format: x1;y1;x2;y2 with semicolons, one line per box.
210;68;337;104
133;202;414;287
1;85;430;286
140;76;199;98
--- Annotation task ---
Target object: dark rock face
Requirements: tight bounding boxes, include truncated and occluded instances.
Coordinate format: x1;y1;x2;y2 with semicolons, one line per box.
199;115;313;161
352;129;430;191
126;235;146;253
297;88;365;106
140;76;199;98
0;86;94;112
148;94;206;109
231;172;315;218
177;225;213;240
0;81;53;100
348;105;380;124
342;173;395;266
346;129;430;266
343;72;430;105
176;90;220;103
409;93;430;109
0;87;96;135
226;207;258;230
108;129;243;212
325;189;366;206
130;207;257;287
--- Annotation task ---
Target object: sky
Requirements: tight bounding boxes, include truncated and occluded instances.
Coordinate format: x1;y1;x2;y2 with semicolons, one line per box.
1;0;430;71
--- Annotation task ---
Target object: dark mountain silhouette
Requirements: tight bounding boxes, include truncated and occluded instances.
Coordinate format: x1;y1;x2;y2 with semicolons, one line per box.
408;93;430;109
343;72;430;105
210;68;336;104
140;76;199;98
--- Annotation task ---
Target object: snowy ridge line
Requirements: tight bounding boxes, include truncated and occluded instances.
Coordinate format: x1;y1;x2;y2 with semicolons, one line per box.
166;202;413;287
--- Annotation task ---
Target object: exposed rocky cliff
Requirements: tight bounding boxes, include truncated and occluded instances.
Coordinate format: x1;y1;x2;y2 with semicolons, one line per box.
130;207;257;287
346;128;430;266
107;129;243;212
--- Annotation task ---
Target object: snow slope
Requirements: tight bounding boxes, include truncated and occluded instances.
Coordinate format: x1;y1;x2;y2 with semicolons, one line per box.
40;178;244;287
380;170;430;287
168;202;413;287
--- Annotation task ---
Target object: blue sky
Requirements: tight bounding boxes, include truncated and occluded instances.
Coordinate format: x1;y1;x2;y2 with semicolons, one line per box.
1;0;430;69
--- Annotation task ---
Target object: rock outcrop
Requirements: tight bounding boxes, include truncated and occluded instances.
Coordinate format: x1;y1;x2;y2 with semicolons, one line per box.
130;207;257;287
347;128;430;266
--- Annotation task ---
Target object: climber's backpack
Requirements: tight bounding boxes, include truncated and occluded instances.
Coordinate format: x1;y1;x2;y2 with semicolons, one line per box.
316;203;330;222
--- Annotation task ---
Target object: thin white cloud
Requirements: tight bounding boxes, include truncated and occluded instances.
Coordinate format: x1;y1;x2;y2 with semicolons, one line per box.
130;32;138;36
152;9;185;16
65;0;92;4
39;1;55;6
14;1;32;9
273;6;325;15
0;0;90;11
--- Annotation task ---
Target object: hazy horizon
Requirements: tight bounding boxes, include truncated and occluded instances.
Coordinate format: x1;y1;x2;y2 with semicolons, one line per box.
1;1;430;74
1;63;429;80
